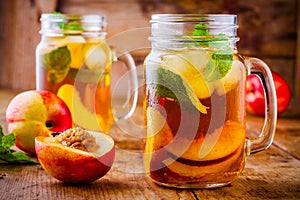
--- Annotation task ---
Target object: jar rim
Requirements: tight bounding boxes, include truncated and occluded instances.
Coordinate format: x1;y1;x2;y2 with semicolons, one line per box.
40;13;106;23
40;13;107;36
150;14;237;25
149;14;239;48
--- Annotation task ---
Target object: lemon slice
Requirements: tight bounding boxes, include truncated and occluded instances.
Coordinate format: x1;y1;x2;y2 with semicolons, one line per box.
156;66;209;114
162;51;214;99
57;84;102;131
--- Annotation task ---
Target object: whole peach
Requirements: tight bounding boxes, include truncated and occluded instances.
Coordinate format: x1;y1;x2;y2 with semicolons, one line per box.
6;90;72;155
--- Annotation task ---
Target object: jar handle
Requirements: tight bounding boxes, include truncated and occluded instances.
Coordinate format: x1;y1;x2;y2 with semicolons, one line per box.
111;49;138;121
245;57;277;154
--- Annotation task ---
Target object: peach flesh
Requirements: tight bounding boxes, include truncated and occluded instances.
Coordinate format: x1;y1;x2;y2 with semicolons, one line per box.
35;131;115;183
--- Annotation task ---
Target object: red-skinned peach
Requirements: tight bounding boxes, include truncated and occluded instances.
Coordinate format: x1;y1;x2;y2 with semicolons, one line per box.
246;71;292;116
6;90;72;155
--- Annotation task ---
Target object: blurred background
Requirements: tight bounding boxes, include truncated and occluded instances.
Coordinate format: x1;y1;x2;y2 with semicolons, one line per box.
0;0;299;116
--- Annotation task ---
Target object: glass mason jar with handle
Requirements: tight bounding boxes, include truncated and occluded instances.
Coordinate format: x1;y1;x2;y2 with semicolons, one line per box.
36;13;138;134
143;14;277;188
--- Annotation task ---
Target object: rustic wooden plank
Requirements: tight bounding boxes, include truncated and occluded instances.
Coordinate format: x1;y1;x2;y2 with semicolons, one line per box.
0;0;40;90
59;0;150;38
35;0;58;18
0;142;299;199
236;0;297;57
294;0;300;103
247;114;300;159
0;153;196;200
192;146;300;199
0;88;299;199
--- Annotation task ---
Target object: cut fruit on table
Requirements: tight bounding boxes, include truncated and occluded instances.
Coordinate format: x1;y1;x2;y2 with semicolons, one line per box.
35;128;115;183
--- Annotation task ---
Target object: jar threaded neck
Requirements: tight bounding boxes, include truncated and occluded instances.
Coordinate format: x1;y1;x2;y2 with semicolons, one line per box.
149;14;239;49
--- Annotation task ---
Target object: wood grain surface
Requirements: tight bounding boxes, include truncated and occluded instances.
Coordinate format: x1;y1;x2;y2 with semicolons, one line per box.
0;88;299;200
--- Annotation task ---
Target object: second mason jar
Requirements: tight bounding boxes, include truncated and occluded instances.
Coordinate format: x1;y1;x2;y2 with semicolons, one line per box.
36;13;137;134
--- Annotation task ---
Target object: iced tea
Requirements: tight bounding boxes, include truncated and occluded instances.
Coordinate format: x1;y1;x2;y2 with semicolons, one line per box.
36;24;114;133
144;49;247;187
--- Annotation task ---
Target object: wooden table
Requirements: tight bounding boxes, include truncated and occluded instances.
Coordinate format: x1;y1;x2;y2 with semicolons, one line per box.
0;88;299;200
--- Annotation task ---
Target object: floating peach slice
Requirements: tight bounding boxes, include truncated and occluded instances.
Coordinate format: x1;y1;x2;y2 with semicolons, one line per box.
166;120;245;161
35;129;115;184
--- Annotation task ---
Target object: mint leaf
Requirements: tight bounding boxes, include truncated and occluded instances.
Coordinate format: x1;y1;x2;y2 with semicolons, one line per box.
67;22;84;30
40;46;71;84
0;126;3;141
0;126;38;164
51;12;84;31
155;67;208;114
203;50;233;82
1;133;15;149
0;151;36;163
192;23;209;37
50;12;66;29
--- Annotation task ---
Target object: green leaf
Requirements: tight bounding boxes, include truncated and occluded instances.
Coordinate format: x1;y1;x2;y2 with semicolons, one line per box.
0;125;3;140
51;12;84;31
40;46;71;84
155;67;208;114
192;23;209;37
67;22;84;30
0;151;37;164
203;50;233;82
1;133;15;149
0;125;38;164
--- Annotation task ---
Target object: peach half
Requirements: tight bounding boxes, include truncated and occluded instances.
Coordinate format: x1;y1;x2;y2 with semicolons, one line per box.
35;130;115;184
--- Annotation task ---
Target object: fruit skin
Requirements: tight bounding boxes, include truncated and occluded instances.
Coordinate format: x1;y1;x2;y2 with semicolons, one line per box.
6;90;72;155
35;131;115;183
246;71;292;116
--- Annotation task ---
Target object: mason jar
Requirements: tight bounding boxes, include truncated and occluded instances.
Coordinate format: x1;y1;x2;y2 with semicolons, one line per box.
143;14;277;188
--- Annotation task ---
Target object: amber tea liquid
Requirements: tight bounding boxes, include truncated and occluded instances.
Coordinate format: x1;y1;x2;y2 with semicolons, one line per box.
144;49;247;187
36;36;114;133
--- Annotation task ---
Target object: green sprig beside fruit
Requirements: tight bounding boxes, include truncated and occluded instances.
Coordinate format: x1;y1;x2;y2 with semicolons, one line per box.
0;125;37;163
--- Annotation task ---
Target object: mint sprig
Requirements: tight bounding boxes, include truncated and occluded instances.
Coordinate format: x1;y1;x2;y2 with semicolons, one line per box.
192;22;209;37
192;22;233;82
151;67;208;114
0;125;37;164
51;11;84;31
